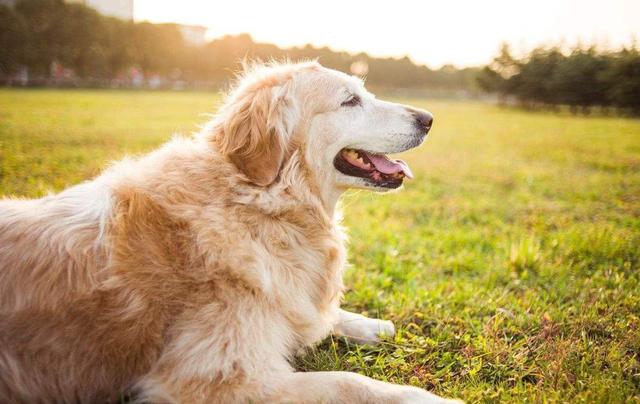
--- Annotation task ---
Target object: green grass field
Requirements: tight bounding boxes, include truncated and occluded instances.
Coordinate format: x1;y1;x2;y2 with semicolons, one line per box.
1;89;639;403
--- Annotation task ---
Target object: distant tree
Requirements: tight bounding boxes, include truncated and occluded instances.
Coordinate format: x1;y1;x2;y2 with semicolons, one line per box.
550;47;609;112
14;0;69;75
514;47;563;106
1;0;481;93
102;18;136;77
476;66;504;94
0;4;28;74
478;42;640;115
604;46;640;114
476;44;519;101
60;3;113;77
131;23;187;75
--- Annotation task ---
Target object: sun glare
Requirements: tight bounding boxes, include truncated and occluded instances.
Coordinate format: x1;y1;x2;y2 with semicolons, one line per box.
134;0;640;68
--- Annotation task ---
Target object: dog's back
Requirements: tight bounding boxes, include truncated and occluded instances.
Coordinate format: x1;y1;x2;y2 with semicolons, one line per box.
0;180;112;312
0;180;137;402
0;156;213;402
0;139;229;402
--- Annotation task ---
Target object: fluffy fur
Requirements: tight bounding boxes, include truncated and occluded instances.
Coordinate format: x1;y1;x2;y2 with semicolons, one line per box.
0;62;457;403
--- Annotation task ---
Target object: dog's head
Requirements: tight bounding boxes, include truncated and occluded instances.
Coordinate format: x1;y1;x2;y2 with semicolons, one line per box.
212;61;432;194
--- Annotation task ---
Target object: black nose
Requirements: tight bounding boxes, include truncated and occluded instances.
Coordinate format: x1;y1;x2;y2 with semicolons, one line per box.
412;110;433;133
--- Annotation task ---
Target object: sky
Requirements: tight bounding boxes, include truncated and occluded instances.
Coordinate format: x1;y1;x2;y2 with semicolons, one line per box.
134;0;640;69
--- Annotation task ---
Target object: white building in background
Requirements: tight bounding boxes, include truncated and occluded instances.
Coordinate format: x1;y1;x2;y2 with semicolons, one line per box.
66;0;134;21
178;25;208;47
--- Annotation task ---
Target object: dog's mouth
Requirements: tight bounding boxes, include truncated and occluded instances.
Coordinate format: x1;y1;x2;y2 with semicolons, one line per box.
333;148;414;189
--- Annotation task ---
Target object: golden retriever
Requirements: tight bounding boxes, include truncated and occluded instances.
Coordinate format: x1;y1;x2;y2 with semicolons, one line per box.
0;61;459;403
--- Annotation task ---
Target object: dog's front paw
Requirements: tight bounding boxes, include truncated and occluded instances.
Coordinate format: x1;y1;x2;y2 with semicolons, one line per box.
371;318;396;342
344;317;395;345
398;386;463;404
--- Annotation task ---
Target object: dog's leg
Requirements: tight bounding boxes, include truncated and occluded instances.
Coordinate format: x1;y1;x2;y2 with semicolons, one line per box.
333;309;395;345
269;371;460;403
139;371;460;404
135;305;455;403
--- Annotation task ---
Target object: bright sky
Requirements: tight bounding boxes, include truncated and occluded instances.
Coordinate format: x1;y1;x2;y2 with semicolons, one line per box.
135;0;640;69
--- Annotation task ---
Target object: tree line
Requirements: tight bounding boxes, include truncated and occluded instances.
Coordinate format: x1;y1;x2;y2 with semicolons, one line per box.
0;0;476;91
2;0;639;114
477;44;640;114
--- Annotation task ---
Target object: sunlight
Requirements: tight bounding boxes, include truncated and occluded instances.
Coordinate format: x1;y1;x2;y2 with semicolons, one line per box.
134;0;640;68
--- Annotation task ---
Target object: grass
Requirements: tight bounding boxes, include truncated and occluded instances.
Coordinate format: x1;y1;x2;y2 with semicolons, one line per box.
1;88;639;402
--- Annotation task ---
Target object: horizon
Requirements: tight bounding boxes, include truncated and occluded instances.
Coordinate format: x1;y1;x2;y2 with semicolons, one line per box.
133;0;640;69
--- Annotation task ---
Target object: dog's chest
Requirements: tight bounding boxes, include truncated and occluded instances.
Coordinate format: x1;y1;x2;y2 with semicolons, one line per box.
267;217;346;345
268;210;345;301
236;204;347;339
197;199;347;345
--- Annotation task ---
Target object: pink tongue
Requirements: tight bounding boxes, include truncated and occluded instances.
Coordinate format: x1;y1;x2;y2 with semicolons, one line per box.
367;153;414;179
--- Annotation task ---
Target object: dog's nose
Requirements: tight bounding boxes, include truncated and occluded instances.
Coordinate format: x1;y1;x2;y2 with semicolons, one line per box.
412;110;433;133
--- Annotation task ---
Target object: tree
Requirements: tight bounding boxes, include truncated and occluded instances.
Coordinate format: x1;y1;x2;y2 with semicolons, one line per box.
605;47;640;114
477;42;640;115
0;5;29;74
514;47;562;106
476;44;519;101
550;48;609;111
14;0;69;75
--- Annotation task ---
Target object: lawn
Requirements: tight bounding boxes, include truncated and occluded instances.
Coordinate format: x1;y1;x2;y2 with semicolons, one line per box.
1;89;639;403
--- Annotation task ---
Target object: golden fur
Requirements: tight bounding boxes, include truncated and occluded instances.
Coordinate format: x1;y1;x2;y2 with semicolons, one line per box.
0;62;457;403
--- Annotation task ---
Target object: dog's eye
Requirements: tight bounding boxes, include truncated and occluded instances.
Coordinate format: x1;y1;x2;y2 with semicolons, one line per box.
341;94;361;107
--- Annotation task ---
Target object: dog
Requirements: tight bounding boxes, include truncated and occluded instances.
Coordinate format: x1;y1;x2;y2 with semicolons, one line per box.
0;61;459;403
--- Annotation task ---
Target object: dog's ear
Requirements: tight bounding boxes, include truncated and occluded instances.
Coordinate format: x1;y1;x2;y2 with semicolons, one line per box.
216;82;297;186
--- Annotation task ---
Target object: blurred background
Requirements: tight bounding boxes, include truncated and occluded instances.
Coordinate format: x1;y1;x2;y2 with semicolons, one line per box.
1;0;639;113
